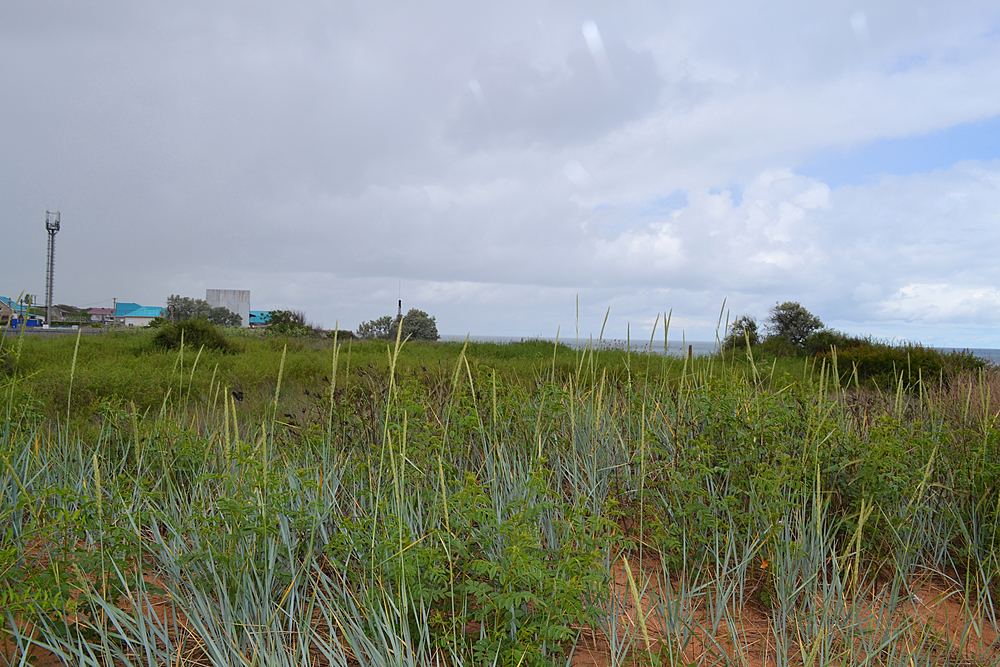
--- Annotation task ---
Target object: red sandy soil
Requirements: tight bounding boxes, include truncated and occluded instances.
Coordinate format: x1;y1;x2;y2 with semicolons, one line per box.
6;560;997;667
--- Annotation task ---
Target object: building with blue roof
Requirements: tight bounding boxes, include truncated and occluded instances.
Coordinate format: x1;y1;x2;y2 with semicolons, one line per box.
116;303;164;327
2;296;43;325
115;302;142;317
249;310;271;328
0;297;14;322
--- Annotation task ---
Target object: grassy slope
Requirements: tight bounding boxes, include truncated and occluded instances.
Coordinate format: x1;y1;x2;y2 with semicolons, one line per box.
2;330;998;666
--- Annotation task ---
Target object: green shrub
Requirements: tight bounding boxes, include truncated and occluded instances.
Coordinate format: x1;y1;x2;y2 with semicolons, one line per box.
940;348;989;377
323;329;357;340
820;342;985;388
266;310;316;337
357;315;394;339
802;329;870;356
760;335;800;358
722;315;760;350
152;318;238;353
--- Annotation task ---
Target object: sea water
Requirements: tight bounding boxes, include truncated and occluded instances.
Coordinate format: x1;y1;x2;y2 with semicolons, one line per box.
439;335;1000;363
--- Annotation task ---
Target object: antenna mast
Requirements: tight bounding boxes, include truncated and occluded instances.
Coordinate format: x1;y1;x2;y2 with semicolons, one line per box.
45;211;60;325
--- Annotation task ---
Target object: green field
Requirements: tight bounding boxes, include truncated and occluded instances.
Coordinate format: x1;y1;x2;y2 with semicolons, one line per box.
2;329;998;666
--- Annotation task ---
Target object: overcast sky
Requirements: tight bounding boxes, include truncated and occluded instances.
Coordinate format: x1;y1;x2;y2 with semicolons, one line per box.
4;1;1000;345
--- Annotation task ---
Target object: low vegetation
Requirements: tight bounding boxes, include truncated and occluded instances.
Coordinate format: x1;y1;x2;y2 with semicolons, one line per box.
163;295;243;327
724;301;986;389
358;308;440;341
1;324;998;666
151;318;241;354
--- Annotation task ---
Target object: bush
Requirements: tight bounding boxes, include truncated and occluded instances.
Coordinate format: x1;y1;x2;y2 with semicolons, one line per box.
358;309;439;341
819;342;986;388
722;315;760;350
760;335;801;358
266;310;316;337
802;329;869;356
152;318;238;353
323;329;357;340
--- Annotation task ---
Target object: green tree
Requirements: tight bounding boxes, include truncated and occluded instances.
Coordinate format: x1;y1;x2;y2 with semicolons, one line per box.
357;315;394;340
165;295;242;327
766;301;823;347
208;306;242;327
398;308;439;341
164;295;213;322
723;315;760;350
357;309;439;341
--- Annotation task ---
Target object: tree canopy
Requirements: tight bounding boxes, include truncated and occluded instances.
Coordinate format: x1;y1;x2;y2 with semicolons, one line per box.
398;308;439;341
358;308;439;341
356;315;394;340
165;295;242;327
766;302;823;347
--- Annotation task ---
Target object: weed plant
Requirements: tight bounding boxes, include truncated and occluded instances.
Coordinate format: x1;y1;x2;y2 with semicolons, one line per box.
151;319;240;354
1;328;998;666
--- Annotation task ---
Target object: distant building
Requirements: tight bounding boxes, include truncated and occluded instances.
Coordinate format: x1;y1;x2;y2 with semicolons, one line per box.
115;302;142;320
47;305;73;322
88;307;114;325
2;296;38;324
115;302;163;327
121;306;164;328
206;289;250;327
0;297;14;323
249;310;271;328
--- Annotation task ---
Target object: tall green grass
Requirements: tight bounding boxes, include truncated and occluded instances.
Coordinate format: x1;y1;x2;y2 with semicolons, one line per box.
1;330;998;665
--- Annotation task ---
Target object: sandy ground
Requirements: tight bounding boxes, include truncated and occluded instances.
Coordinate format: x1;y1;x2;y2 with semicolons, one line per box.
6;560;997;667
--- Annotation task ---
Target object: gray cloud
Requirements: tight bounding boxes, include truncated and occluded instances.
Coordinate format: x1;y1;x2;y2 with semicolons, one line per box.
446;41;661;149
3;1;1000;345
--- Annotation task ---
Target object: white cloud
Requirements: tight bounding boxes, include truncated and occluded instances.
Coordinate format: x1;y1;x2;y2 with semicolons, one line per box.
880;284;1000;322
3;2;1000;344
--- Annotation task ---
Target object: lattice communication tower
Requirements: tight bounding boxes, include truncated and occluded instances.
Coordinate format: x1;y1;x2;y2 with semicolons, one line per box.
45;211;60;324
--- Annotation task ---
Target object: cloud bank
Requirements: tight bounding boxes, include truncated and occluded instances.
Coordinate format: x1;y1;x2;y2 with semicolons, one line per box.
3;1;1000;345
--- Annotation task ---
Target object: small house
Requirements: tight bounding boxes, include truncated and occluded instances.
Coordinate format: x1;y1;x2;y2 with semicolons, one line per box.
88;307;115;325
115;303;164;327
121;306;164;328
0;297;14;323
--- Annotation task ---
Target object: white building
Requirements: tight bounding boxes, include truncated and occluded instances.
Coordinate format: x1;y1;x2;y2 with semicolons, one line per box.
206;289;250;327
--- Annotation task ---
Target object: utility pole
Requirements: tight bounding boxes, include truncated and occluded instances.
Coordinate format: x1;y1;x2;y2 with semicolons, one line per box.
44;211;60;325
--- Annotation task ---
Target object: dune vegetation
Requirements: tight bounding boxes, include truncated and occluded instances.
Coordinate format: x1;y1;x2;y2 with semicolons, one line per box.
1;324;998;666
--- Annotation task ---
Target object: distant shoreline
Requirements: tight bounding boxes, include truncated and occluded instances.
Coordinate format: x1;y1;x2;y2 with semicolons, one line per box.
7;328;997;363
439;335;1000;363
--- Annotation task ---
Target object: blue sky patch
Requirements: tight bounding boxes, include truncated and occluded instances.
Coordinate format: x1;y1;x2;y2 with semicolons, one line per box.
641;190;688;215
888;53;929;74
798;113;1000;188
709;186;743;207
